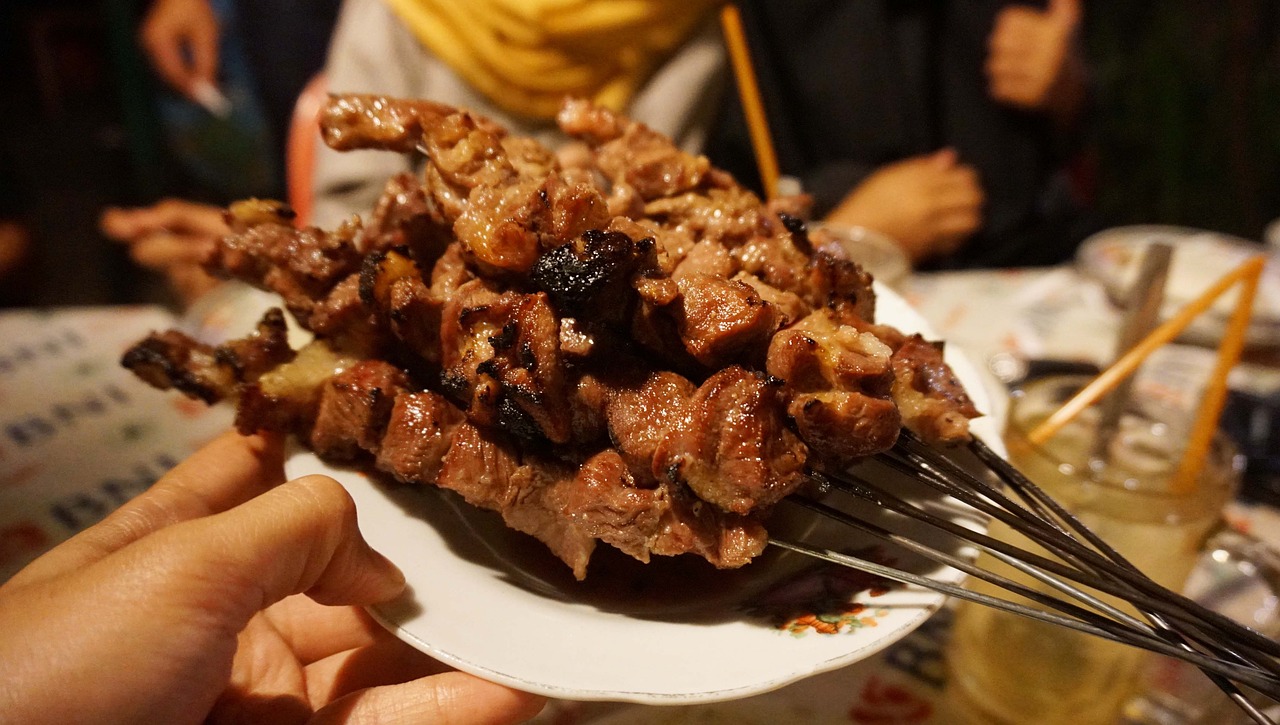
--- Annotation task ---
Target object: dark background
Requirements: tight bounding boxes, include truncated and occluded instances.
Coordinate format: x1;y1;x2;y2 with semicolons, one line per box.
3;0;1280;307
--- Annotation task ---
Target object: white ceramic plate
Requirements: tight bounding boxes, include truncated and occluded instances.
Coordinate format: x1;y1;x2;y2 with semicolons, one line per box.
1076;225;1280;347
284;284;1003;704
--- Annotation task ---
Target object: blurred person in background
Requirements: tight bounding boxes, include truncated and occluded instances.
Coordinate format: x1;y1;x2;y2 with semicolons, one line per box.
103;0;340;306
706;0;1096;269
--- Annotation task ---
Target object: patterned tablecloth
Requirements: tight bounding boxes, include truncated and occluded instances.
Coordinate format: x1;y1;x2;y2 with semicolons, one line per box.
1;269;1276;724
0;306;231;582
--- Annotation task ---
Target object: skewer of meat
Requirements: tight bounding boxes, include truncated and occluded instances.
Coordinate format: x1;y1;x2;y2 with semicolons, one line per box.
123;93;979;580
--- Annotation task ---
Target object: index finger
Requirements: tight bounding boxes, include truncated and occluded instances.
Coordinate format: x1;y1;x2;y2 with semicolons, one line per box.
6;430;285;588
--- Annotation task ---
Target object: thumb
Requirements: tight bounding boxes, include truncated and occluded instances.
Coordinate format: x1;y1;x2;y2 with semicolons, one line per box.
132;474;405;628
1048;0;1081;27
931;147;958;169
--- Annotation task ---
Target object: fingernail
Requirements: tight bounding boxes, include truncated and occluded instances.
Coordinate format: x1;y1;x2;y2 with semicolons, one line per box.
368;548;407;601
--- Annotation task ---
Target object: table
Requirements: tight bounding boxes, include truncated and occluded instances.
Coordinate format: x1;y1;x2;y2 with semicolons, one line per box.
2;269;1276;724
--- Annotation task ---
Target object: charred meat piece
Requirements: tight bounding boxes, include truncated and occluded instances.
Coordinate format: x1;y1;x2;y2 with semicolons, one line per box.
439;281;571;443
376;390;465;484
454;175;611;277
208;213;366;330
890;335;980;445
803;250;877;325
121;308;295;404
121;331;233;405
531;228;658;325
305;272;390;361
214;308;297;382
608;216;694;275
360;249;442;365
655;366;807;515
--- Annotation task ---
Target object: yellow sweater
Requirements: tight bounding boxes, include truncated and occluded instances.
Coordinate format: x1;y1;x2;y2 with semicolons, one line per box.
382;0;722;120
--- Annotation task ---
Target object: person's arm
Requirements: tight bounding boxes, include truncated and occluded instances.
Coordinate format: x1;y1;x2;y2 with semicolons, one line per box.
139;0;220;101
0;431;545;724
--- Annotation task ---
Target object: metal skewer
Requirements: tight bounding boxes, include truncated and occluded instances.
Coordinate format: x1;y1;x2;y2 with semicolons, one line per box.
770;433;1280;723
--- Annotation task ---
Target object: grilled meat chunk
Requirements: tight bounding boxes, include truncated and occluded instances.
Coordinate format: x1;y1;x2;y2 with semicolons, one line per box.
767;310;900;463
208;215;366;330
319;94;456;153
890;335;981;445
440;281;571;444
655;366;807;515
308;360;409;461
671;274;783;369
599;370;697;486
557;98;715;200
531;228;659;325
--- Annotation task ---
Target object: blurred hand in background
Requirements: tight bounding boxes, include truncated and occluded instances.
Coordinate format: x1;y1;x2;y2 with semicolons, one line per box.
139;0;221;102
824;149;986;263
101;199;227;305
986;0;1086;123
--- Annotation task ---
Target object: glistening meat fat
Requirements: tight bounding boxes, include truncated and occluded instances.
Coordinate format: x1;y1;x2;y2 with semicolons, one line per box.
122;95;980;580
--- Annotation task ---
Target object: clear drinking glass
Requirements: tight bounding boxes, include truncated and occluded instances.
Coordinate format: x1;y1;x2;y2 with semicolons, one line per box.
943;375;1244;725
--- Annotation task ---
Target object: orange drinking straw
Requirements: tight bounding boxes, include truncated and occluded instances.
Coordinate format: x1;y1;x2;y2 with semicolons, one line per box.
719;4;780;200
1027;256;1267;464
1170;255;1264;493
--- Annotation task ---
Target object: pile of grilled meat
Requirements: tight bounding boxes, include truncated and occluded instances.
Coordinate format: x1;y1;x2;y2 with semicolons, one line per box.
123;94;980;579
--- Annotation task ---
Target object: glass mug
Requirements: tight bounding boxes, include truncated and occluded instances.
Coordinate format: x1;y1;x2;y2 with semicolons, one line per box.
944;374;1244;725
